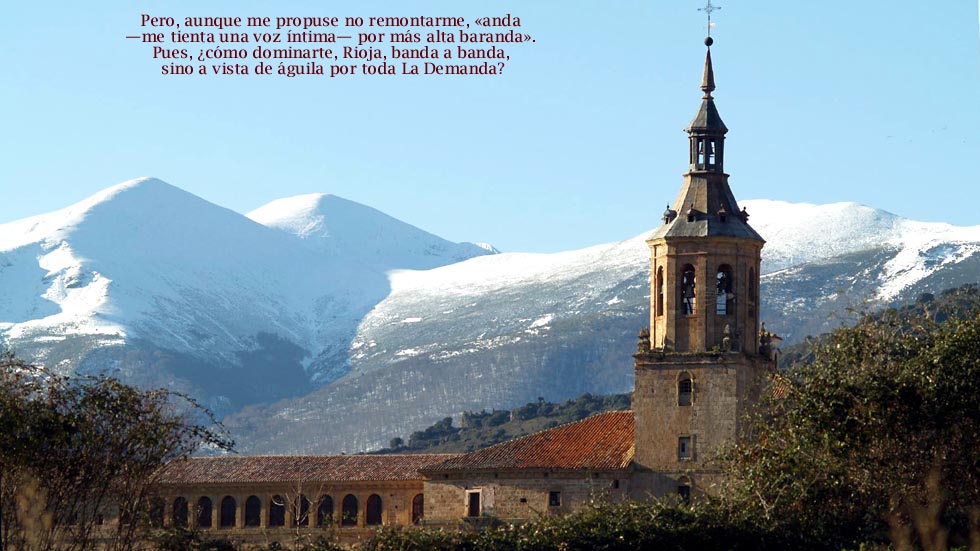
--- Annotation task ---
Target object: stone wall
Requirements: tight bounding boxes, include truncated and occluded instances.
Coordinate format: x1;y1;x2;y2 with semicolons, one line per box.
423;470;630;523
631;352;769;499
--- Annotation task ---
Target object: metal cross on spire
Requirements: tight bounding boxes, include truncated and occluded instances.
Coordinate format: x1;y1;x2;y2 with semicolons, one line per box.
698;0;721;37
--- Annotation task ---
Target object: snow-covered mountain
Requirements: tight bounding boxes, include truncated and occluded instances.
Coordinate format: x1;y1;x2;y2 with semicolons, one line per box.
224;200;980;454
247;193;492;271
0;178;493;410
2;179;979;453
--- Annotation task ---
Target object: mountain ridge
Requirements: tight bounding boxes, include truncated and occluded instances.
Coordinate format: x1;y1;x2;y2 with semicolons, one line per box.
2;178;979;453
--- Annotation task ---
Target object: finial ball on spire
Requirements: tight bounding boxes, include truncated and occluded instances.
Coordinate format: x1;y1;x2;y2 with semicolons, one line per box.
704;36;714;47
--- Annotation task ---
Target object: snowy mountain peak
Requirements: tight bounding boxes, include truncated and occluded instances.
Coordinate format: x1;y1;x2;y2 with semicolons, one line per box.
744;199;980;299
248;193;495;271
743;199;904;272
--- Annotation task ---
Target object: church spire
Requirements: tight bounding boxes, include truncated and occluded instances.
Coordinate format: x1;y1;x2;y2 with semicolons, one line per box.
685;36;727;172
701;39;715;98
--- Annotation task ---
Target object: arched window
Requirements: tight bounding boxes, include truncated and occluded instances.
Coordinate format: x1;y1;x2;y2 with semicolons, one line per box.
678;372;693;406
295;495;311;527
244;496;261;527
656;267;664;317
341;495;358;527
219;496;236;528
411;494;424;525
716;265;733;315
148;498;165;527
269;495;286;527
172;497;188;528
316;495;333;526
678;476;693;505
681;265;696;315
748;267;757;319
196;497;213;529
366;494;383;526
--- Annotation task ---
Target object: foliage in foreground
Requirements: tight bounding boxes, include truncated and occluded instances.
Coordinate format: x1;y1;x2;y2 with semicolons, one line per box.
149;527;345;551
360;500;821;551
723;290;980;550
0;349;233;551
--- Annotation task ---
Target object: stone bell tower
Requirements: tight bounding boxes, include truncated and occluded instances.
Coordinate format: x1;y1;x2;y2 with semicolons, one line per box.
631;36;775;501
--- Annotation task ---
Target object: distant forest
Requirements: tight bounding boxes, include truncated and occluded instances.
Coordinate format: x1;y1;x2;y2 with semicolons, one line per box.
375;392;630;455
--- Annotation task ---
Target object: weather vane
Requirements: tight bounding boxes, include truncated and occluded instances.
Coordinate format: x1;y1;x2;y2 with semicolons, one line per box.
698;0;721;37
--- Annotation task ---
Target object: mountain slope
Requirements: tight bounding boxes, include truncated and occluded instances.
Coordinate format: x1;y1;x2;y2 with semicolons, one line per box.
248;193;492;270
0;178;493;411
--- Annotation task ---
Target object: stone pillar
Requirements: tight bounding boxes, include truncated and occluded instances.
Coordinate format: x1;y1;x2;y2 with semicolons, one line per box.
358;494;366;527
259;494;268;528
284;496;294;528
163;496;172;528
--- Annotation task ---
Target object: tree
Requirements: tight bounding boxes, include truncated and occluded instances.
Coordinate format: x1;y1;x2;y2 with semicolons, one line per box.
723;301;980;548
0;349;232;551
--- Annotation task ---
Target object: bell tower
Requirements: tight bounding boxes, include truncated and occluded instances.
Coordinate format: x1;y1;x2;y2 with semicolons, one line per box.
631;34;775;501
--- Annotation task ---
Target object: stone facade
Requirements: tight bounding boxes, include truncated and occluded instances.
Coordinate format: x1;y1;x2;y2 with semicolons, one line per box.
153;480;424;546
151;454;455;545
423;470;631;526
631;352;768;499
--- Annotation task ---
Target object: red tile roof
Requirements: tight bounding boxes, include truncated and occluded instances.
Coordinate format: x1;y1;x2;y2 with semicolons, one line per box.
157;454;460;485
424;411;634;472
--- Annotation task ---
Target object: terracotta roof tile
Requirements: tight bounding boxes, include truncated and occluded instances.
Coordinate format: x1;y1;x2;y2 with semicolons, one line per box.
424;411;634;472
157;454;460;485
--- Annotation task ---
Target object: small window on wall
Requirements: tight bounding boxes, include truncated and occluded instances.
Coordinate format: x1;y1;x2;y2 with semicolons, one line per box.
411;494;424;525
678;476;692;505
548;491;562;507
678;436;692;460
466;491;481;518
366;494;382;526
678;373;693;406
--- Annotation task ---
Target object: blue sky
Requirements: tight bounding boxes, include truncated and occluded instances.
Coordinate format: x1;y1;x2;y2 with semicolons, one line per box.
1;1;978;252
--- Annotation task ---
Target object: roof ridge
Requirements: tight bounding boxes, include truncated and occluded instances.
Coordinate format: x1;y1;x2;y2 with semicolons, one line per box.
422;410;635;472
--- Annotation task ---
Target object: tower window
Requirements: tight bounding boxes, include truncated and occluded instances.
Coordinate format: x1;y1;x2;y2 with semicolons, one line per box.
681;265;696;315
716;265;733;315
678;436;692;460
678;373;693;406
656;267;664;317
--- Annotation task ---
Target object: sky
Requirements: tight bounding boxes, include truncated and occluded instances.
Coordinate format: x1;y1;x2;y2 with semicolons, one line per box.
1;1;979;253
